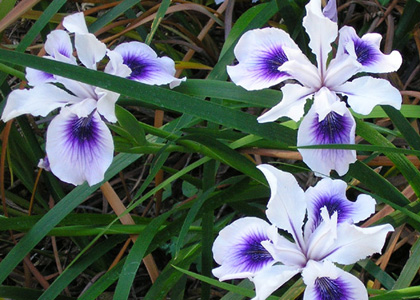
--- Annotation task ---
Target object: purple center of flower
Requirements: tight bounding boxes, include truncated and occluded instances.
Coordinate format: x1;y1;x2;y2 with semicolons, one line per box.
66;114;99;148
312;195;353;229
237;231;273;272
314;112;352;144
315;277;348;300
123;55;150;80
354;40;377;66
258;46;289;79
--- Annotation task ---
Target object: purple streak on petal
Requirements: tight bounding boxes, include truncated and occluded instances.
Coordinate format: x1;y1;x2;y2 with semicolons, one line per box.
122;54;159;81
313;112;353;144
64;113;101;158
311;194;353;230
315;276;350;300
351;39;378;67
235;229;274;273
256;46;289;81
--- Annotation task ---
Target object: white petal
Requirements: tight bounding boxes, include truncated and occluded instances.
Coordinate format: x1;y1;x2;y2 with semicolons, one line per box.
212;217;274;281
112;42;179;86
302;260;368;300
303;0;337;75
324;55;361;88
297;92;356;176
251;265;300;300
257;164;306;250
322;222;394;265
304;178;376;236
306;208;338;261
68;98;97;118
279;47;322;88
335;77;402;115
56;77;96;99
227;27;301;90
74;33;107;70
257;84;314;123
105;50;132;78
95;87;120;123
46;109;114;186
44;30;76;63
169;77;186;89
1;84;79;121
63;12;88;34
263;226;307;267
338;26;402;73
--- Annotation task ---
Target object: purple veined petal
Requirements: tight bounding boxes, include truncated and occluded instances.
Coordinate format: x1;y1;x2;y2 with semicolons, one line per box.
257;84;315;123
74;33;107;70
321;222;394;265
62;12;89;34
46;108;114;186
262;226;307;267
323;55;361;89
335;77;402;115
304;178;376;236
227;27;301;91
297;90;356;176
44;30;76;63
306;208;338;261
112;42;179;86
257;164;306;251
212;217;275;281
323;0;337;22
1;84;79;121
338;26;402;73
302;0;337;76
251;265;301;300
302;260;368;300
95;87;121;123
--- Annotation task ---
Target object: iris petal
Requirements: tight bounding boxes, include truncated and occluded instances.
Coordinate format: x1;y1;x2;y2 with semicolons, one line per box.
338;26;402;74
335;77;402;115
297;97;356;176
212;217;274;281
227;27;301;90
46;109;113;186
303;260;368;300
258;164;306;250
112;42;180;86
305;178;376;235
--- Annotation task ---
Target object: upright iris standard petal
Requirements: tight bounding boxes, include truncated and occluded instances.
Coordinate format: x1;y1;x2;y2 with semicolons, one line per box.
322;0;338;22
63;12;107;70
1;84;80;121
227;28;301;90
302;260;368;300
338;26;402;74
302;0;337;75
111;42;183;87
44;30;76;63
304;178;376;234
46;108;114;186
257;164;306;249
335;77;402;115
297;89;356;176
212;217;274;281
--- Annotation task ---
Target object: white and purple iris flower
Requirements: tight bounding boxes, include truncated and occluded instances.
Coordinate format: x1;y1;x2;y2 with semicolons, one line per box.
212;164;393;300
1;12;184;186
227;0;402;176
